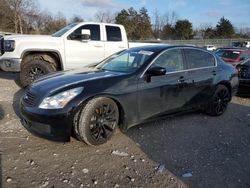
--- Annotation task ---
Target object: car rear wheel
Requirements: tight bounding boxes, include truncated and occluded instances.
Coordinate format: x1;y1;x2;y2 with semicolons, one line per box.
74;97;119;146
206;85;230;116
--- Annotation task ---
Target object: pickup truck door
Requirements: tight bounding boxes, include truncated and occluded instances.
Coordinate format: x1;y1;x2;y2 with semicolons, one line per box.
64;24;105;69
104;25;128;57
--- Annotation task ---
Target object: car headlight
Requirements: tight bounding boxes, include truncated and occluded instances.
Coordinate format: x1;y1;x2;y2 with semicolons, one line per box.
39;87;83;109
4;40;15;52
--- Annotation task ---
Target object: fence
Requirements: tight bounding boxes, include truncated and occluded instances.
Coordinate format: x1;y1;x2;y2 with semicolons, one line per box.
132;38;250;47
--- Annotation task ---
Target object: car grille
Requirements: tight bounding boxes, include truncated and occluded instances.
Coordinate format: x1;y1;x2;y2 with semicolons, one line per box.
239;67;250;79
23;89;36;107
0;37;4;56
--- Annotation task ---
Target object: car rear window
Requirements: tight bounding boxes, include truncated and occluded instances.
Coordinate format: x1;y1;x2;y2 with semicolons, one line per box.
184;49;215;69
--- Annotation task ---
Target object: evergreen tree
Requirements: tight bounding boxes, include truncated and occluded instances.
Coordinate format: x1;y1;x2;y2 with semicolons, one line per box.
216;17;235;38
174;19;193;39
115;7;152;40
161;24;174;39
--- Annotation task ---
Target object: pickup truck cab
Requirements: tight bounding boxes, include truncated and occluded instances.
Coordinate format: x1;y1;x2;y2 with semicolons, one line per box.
0;22;152;87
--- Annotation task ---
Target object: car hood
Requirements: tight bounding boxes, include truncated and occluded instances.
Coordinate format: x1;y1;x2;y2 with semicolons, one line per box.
30;68;126;94
3;34;61;44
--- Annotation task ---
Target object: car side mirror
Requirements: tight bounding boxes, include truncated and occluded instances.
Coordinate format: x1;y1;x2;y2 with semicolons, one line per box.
81;29;91;42
147;66;166;76
144;66;166;83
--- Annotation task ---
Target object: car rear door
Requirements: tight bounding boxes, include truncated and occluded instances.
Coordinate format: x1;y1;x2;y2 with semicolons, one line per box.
137;48;188;120
183;48;217;107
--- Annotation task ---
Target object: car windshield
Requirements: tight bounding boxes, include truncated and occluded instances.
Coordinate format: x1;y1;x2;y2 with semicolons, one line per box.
215;50;240;60
52;23;78;37
96;49;154;73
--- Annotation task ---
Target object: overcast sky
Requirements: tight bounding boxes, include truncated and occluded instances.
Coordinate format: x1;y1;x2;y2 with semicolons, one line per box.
36;0;250;28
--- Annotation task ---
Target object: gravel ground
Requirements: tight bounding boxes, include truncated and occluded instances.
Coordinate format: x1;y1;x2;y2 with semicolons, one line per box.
0;71;249;188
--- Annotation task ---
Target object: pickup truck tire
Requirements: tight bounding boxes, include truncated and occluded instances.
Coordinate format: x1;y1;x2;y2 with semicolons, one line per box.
20;60;56;87
73;97;119;146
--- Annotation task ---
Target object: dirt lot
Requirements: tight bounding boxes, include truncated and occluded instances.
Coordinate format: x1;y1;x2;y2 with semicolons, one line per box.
0;71;250;188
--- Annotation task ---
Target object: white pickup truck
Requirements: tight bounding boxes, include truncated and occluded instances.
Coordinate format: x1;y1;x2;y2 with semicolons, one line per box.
0;22;157;87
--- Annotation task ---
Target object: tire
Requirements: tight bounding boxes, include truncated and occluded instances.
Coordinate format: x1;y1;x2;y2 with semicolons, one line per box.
20;60;56;87
74;97;119;146
206;85;230;116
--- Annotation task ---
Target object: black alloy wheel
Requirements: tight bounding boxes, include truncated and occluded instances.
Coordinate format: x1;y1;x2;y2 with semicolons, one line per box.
89;104;117;142
74;97;119;146
206;85;230;116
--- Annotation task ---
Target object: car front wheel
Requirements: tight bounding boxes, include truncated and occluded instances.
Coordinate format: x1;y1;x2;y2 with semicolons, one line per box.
74;97;119;146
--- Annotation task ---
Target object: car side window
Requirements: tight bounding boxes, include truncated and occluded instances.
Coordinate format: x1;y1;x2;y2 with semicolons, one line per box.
68;24;100;41
152;49;185;73
106;26;122;41
184;49;215;69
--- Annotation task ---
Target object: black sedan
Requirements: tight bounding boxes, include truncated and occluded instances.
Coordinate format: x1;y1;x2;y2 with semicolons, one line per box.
20;45;239;146
236;59;250;96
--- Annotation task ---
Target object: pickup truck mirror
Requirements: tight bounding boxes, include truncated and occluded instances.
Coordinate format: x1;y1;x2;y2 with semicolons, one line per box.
81;29;91;42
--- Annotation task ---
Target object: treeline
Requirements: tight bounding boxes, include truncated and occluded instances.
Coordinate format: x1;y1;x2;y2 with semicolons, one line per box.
0;0;81;34
0;0;249;40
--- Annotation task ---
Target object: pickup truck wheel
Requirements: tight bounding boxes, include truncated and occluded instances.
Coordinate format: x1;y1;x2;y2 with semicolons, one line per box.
205;85;230;116
74;97;119;146
20;60;56;87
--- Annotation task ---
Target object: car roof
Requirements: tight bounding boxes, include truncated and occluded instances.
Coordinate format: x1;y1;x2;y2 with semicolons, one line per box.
129;44;202;53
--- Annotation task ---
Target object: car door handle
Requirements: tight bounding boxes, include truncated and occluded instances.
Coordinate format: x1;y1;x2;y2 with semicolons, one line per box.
118;46;126;49
212;70;217;76
94;45;103;48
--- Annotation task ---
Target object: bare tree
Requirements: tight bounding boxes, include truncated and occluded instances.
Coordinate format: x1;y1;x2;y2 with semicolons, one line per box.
94;10;115;23
197;23;213;39
152;9;178;39
5;0;36;33
69;15;84;24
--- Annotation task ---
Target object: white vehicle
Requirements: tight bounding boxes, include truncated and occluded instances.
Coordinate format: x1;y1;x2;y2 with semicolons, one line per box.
203;45;217;51
243;41;250;48
0;22;157;87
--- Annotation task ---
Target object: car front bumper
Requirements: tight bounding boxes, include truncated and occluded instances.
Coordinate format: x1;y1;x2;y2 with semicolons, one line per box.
0;58;21;72
20;100;73;142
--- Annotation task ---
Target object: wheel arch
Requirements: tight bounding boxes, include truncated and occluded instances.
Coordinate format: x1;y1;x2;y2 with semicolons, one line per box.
75;94;127;131
21;50;64;70
216;81;232;99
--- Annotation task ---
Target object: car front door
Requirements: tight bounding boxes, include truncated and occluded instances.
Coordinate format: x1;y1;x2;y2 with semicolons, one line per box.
65;24;105;69
137;48;188;121
183;48;217;107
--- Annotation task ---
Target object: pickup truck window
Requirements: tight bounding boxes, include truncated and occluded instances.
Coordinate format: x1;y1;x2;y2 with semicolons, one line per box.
106;26;122;41
68;24;100;41
52;23;78;37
